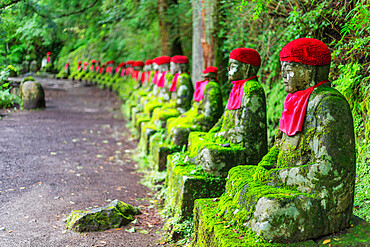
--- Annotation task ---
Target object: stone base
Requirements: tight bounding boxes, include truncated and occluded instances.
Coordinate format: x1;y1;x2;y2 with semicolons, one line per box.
191;198;370;247
153;144;182;172
165;154;226;219
139;123;157;155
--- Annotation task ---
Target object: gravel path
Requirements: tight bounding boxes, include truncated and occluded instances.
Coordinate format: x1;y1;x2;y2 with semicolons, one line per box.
0;77;164;247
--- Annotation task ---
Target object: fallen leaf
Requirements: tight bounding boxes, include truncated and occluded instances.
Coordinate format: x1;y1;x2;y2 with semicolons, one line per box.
50;152;57;155
139;229;148;234
69;201;75;204
114;228;121;231
96;154;103;158
125;227;135;233
102;140;109;144
20;187;25;190
323;239;331;244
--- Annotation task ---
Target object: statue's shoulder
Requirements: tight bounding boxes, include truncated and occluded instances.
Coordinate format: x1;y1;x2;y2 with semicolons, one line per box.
243;79;265;98
205;80;220;90
309;83;351;117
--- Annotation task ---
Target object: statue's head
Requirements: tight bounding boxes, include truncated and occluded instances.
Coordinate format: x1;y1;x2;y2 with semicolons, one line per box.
228;48;261;81
126;60;135;68
156;56;171;72
78;61;82;65
46;52;51;56
144;60;153;72
91;59;96;64
133;61;144;71
202;66;218;81
279;38;331;94
170;55;189;75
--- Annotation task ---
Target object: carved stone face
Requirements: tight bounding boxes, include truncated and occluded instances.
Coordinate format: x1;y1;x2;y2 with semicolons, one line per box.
159;63;170;72
170;62;179;75
202;72;217;81
228;59;247;81
152;63;159;71
281;62;312;93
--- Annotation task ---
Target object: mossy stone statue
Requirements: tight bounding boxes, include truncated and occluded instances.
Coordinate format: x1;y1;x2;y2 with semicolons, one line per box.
192;38;356;244
188;48;267;177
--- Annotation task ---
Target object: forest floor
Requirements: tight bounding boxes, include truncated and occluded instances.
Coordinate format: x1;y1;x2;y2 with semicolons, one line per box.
0;77;167;246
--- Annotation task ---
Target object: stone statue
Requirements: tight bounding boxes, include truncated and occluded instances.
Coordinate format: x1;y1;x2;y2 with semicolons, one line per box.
208;38;356;243
132;61;144;89
167;66;223;147
153;66;223;171
187;48;267;177
40;52;53;72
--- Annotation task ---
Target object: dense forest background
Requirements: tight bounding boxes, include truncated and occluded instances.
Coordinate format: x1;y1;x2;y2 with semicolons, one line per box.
0;0;369;220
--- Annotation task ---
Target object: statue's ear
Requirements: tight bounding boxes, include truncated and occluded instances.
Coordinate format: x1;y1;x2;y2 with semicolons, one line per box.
244;63;251;78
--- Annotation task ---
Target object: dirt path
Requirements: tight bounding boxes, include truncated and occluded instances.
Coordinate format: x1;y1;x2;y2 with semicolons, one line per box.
0;77;164;247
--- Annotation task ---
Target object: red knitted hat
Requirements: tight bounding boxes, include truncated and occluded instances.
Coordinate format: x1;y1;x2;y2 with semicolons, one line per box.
156;56;171;65
91;59;96;63
145;60;153;65
171;55;189;64
152;57;160;65
203;66;218;75
97;60;101;64
279;38;331;66
229;48;261;67
119;62;126;67
78;61;82;65
133;61;144;67
126;60;135;65
84;61;88;65
46;52;51;56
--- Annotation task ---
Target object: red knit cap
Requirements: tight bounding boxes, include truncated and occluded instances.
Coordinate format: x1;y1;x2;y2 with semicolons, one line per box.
91;59;96;63
126;60;135;65
156;56;171;65
133;61;144;67
229;48;261;67
78;61;82;65
110;60;115;64
119;62;126;67
145;60;153;65
171;55;189;64
279;38;331;66
84;61;88;65
152;57;160;65
203;66;218;75
46;52;51;56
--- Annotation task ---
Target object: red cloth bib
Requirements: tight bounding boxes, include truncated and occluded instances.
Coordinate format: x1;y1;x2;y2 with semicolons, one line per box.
152;71;159;84
77;65;81;71
125;67;132;76
169;73;180;92
226;76;257;110
279;80;328;136
140;72;146;84
95;66;100;72
106;67;113;75
157;71;167;88
47;57;50;63
83;64;88;71
90;65;95;71
120;68;125;77
193;80;209;102
115;66;121;74
99;67;104;74
64;63;69;69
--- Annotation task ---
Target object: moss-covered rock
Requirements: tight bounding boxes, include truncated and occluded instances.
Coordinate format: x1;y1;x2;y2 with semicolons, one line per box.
66;199;140;232
165;154;226;219
21;81;45;109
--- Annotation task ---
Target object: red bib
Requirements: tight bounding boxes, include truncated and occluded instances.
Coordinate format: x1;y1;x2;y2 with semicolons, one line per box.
157;71;167;88
226;76;257;110
169;73;180;92
140;72;146;84
64;63;69;69
193;80;209;102
47;57;50;63
279;80;328;136
152;71;159;84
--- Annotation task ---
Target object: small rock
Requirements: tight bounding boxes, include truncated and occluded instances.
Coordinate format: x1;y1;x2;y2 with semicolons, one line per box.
21;81;45;109
0;227;6;231
65;199;140;232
